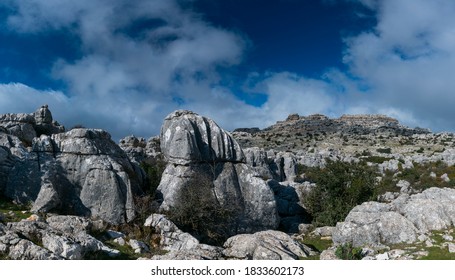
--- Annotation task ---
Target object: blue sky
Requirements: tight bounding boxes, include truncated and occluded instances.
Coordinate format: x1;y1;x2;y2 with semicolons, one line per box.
1;0;454;139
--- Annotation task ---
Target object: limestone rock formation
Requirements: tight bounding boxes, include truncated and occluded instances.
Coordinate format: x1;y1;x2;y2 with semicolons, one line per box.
4;128;143;224
333;188;455;247
243;147;274;180
156;110;279;235
0;215;113;260
0;105;64;144
119;135;161;163
160;110;245;165
222;230;315;260
1;107;144;225
145;214;223;260
267;179;309;232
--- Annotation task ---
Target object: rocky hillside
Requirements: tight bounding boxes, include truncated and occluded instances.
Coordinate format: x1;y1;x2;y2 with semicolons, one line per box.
233;113;437;154
3;107;455;260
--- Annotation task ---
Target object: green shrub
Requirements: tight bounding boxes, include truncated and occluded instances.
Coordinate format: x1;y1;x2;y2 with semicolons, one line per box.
335;243;363;260
303;160;377;226
363;156;389;164
376;147;391;154
140;156;167;196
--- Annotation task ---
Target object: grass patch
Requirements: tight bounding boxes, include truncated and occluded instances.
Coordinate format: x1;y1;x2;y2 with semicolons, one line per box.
299;236;333;260
0;195;30;223
384;229;455;260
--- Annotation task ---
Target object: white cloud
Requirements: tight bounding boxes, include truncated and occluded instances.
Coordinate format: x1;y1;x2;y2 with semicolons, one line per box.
0;0;248;139
343;0;455;131
2;0;455;139
0;82;71;119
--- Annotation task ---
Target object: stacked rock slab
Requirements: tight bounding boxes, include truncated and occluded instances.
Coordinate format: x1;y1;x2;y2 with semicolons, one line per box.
157;110;279;234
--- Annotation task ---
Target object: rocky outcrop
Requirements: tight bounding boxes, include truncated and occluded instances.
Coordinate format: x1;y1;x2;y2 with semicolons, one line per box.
267;180;309;232
156;110;279;235
0;215;115;260
333;188;455;247
243;147;274;180
0;105;64;144
233;113;431;153
222;230;315;260
160;110;244;165
144;214;223;260
243;148;298;182
119;135;161;163
2;127;143;224
145;214;200;251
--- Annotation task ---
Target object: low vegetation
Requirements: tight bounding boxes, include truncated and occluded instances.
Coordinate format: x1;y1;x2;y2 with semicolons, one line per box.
374;161;455;197
0;195;30;223
302;160;377;227
335;243;363;260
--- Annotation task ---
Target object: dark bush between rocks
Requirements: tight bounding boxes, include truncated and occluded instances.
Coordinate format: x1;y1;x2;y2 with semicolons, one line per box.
303;160;377;227
335;243;363;260
140;156;167;196
166;172;241;246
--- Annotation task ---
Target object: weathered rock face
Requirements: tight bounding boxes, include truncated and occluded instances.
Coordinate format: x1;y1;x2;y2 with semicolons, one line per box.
0;215;114;260
145;214;223;260
222;230;315;260
119;135;161;163
160;110;245;165
332;202;419;247
3;128;143;224
157;110;279;235
243;147;274;180
333;188;455;247
0;105;64;144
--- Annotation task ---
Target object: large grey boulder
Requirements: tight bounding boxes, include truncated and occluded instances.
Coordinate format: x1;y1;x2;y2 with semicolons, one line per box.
144;214;200;251
8;239;61;260
156;110;279;234
145;213;223;260
332;202;419;247
394;188;455;231
33;105;65;136
333;188;455;247
4;128;143;224
222;230;314;260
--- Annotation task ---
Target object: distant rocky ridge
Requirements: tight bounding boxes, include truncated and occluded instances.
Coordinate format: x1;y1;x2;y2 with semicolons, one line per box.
233;113;430;152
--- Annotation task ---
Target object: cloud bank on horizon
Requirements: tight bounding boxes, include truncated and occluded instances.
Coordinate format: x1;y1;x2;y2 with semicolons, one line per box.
0;0;454;139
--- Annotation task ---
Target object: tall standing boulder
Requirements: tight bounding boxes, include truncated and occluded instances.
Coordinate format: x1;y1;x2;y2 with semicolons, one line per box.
157;110;279;234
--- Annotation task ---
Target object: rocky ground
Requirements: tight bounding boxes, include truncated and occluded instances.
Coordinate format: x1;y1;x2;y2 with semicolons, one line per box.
2;107;455;260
